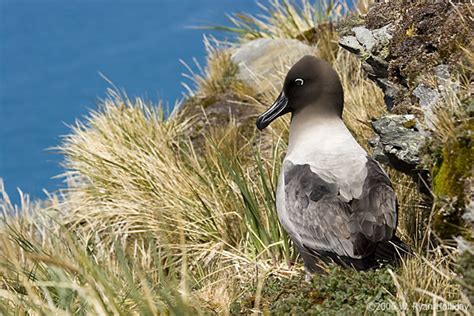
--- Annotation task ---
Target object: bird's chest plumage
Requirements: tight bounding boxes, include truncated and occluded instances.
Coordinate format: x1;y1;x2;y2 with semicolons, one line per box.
275;121;368;236
284;121;368;201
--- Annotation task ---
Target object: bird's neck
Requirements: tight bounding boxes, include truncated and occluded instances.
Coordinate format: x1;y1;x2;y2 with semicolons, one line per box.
289;105;344;142
287;104;360;158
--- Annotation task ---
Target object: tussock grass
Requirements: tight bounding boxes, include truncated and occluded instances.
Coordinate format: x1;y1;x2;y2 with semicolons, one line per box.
215;0;344;62
389;245;469;314
59;90;289;260
220;0;343;42
1;92;294;313
181;36;255;102
1;0;471;314
0;191;198;314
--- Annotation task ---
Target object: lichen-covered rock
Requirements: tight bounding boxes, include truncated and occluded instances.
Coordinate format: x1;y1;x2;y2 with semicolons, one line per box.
352;26;376;52
413;83;440;128
412;64;461;129
370;114;426;174
231;38;315;93
339;24;398;110
338;35;363;54
431;123;473;239
413;84;439;110
339;24;394;57
338;1;472;198
339;1;471;114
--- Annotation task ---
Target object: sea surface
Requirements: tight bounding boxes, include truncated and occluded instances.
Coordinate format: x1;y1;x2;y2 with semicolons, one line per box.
0;0;257;204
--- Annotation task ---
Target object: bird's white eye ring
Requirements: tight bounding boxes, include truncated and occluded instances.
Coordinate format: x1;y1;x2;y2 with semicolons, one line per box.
295;78;304;86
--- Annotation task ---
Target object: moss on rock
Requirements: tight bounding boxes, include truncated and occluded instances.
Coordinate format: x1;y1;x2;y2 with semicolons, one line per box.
432;121;474;239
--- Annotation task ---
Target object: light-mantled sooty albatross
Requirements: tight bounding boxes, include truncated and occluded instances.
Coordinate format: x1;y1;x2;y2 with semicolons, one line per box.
256;55;410;278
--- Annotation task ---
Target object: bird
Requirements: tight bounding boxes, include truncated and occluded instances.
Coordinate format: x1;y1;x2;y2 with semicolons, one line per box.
256;55;409;277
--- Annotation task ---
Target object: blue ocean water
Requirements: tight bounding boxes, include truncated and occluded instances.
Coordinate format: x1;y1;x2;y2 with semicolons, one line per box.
0;0;257;203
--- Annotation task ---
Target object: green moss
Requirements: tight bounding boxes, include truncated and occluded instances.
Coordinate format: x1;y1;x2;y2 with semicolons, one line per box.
432;122;473;239
433;133;472;198
458;249;474;305
231;267;397;315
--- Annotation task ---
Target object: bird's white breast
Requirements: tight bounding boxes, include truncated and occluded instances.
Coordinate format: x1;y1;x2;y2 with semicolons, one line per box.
284;117;368;201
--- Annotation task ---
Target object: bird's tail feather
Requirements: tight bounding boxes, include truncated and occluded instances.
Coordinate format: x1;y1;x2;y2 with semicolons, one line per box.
302;236;412;272
373;235;412;264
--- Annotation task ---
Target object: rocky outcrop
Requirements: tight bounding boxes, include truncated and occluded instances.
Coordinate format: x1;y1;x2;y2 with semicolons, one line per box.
339;20;423;173
338;1;472;175
339;23;403;110
369;114;425;174
339;1;473;241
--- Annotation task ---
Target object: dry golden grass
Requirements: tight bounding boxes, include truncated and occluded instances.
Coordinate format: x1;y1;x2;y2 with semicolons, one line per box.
222;0;344;42
0;192;199;314
1;0;471;314
180;36;255;103
389;245;470;314
0;94;289;313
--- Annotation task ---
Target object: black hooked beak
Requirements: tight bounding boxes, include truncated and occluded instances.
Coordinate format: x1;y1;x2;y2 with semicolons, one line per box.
256;91;290;130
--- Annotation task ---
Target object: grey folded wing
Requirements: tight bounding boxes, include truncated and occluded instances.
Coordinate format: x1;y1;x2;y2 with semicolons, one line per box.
282;158;397;259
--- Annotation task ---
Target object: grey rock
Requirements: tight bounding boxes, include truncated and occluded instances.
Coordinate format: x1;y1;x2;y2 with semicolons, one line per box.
231;38;314;93
414;84;440;109
371;114;426;173
363;55;389;78
372;24;394;43
338;36;364;54
434;64;450;82
413;83;440;128
339;24;393;57
433;64;460;93
338;24;396;111
369;134;391;165
455;236;473;253
375;78;406;111
352;26;376;52
411;65;461;128
462;200;474;226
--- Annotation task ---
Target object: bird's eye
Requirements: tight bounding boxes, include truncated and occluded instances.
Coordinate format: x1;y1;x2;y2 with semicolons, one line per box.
295;78;304;86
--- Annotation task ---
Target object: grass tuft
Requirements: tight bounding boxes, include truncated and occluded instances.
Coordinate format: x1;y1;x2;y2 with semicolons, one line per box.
1;0;471;314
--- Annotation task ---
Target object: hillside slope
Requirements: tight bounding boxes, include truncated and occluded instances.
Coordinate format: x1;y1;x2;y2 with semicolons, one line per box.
1;1;472;314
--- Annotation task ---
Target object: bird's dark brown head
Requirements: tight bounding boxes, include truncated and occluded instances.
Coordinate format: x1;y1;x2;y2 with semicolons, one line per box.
256;55;343;130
